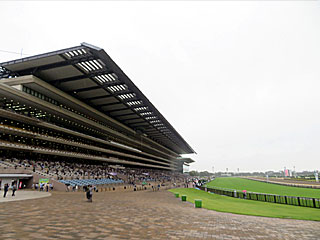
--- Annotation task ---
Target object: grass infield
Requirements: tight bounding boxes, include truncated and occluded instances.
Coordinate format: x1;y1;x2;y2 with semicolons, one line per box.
169;188;320;221
206;177;320;198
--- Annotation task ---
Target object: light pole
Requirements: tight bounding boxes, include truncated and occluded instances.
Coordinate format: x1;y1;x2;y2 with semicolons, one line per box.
212;166;215;179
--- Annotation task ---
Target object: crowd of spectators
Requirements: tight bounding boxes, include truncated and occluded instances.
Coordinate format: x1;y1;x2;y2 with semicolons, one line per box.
0;157;187;185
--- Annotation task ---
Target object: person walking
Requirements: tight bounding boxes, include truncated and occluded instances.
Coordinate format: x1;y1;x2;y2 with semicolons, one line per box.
12;183;17;196
86;185;93;202
3;183;9;198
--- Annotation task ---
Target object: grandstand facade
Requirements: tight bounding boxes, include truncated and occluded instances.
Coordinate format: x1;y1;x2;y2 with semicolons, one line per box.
0;43;195;173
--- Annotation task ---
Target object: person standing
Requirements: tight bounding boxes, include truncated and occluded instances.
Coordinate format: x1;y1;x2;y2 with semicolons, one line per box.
12;183;17;196
242;189;247;199
3;183;9;198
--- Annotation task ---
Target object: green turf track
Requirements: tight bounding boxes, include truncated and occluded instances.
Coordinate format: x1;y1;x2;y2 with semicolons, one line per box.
169;188;320;221
206;177;320;198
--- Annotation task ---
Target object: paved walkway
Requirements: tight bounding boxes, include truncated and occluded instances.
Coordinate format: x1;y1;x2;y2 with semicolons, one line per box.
0;190;51;203
0;190;319;239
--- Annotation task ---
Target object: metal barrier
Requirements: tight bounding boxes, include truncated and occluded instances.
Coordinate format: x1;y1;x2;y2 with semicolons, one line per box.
200;186;320;209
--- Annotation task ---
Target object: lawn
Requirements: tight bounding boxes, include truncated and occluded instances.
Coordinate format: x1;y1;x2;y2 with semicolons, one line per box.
206;177;320;198
169;188;320;221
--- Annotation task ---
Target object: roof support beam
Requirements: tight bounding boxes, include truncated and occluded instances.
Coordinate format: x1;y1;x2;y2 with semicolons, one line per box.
111;112;137;117
129;122;150;127
106;107;130;113
96;102;122;107
124;119;145;124
84;95;114;101
68;85;101;93
15;55;96;76
50;70;110;84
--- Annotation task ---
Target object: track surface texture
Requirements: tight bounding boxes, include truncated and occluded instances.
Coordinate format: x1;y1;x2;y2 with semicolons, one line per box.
0;189;319;240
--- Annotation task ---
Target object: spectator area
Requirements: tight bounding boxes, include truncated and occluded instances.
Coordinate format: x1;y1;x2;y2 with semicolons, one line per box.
59;178;123;187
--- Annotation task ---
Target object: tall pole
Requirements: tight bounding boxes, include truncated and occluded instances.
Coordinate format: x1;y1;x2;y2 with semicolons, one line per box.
212;166;215;179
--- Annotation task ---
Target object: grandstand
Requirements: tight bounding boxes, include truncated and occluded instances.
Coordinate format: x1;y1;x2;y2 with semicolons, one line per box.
0;43;195;189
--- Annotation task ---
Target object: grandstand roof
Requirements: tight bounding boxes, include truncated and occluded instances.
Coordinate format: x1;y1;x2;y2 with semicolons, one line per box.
0;43;195;155
177;157;195;166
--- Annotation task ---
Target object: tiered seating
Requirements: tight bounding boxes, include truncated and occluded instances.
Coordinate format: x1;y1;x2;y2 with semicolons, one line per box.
59;178;123;186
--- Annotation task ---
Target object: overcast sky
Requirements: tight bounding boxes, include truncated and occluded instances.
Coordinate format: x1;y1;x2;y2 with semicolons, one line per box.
1;1;320;172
